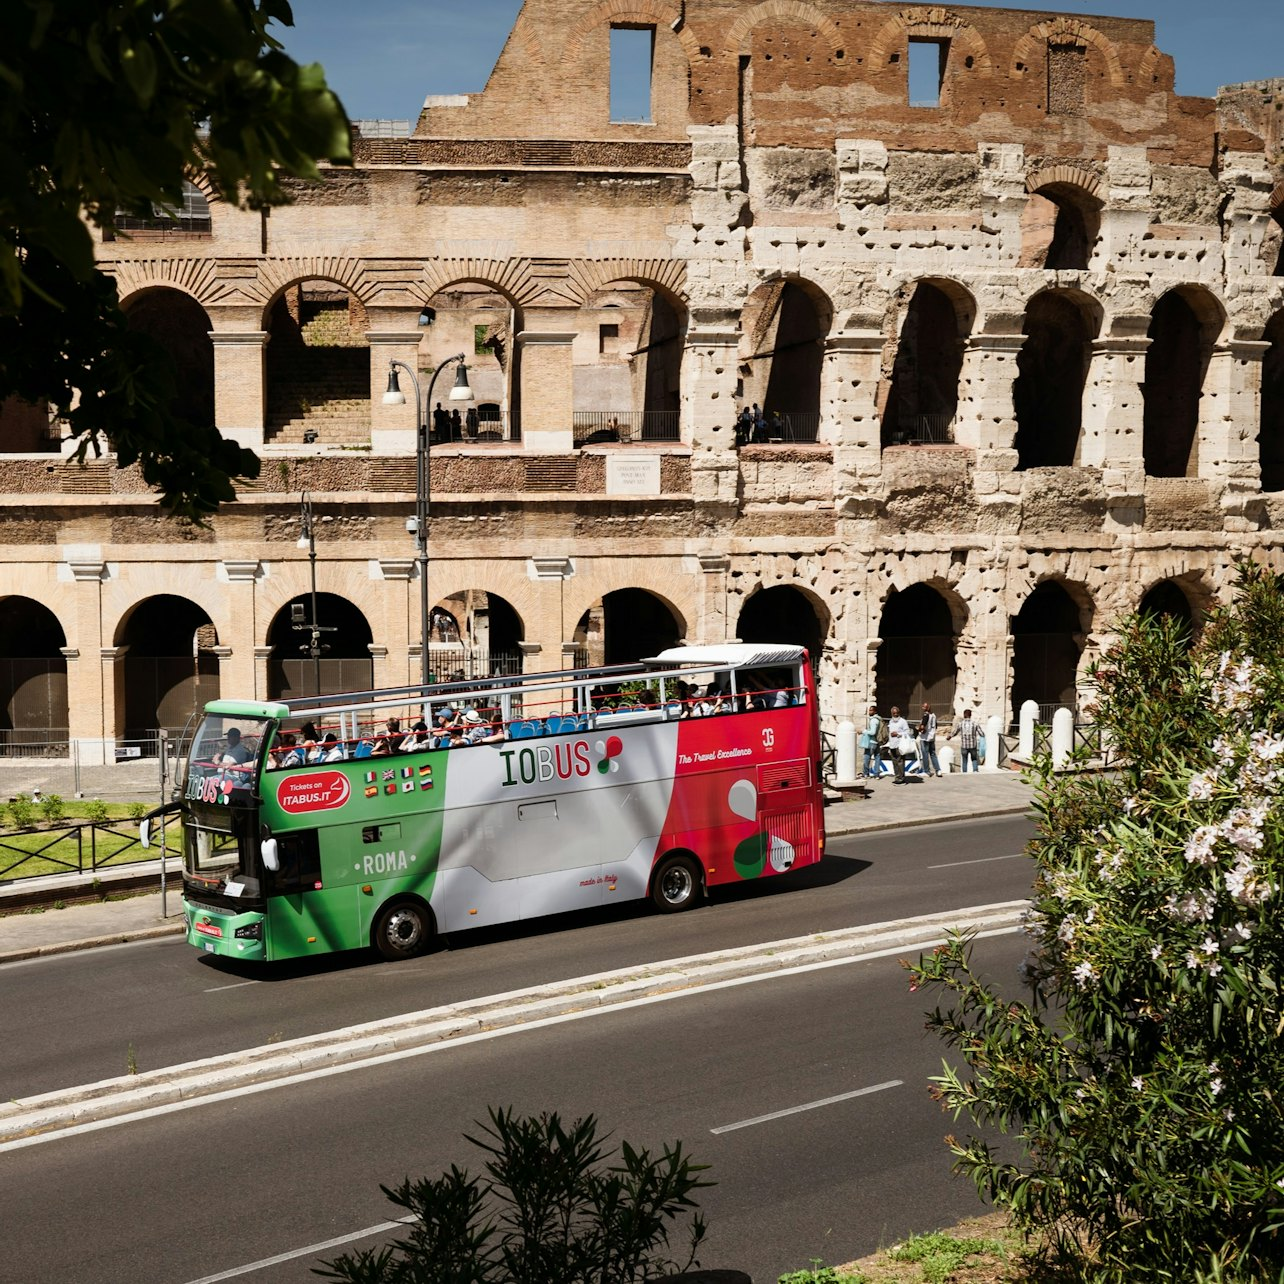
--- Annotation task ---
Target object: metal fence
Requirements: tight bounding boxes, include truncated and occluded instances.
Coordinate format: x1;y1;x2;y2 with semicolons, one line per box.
572;411;681;446
0;729;70;758
0;809;183;882
888;413;954;445
425;649;525;680
737;411;821;445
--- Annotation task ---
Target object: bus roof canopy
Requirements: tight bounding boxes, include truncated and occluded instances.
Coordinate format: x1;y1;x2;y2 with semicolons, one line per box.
203;700;292;720
648;644;808;668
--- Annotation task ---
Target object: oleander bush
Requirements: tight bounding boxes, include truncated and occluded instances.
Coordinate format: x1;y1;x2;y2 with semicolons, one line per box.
911;562;1284;1282
316;1107;711;1284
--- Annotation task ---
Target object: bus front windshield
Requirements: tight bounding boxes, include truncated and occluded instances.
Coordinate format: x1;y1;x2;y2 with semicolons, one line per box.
184;714;272;806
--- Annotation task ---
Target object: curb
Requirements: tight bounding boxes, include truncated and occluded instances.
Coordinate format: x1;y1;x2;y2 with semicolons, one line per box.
0;902;1028;1143
0;922;184;965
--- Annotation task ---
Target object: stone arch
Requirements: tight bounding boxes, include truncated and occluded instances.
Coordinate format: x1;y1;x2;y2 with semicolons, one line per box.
1013;287;1102;468
572;588;687;667
265;593;374;699
109;258;223;309
115;594;221;744
883;278;973;448
570;259;689;312
1143;284;1227;479
1138;577;1197;645
1136;45;1175;91
735;583;831;659
121;287;216;429
722;0;846;57
257;265;378;328
0;597;69;746
420;259;573;313
1021;176;1103;271
1010;577;1092;719
739;276;833;437
1010;20;1125;87
873;581;962;717
565;0;702;67
421;589;527;678
1260;308;1284;491
867;7;994;78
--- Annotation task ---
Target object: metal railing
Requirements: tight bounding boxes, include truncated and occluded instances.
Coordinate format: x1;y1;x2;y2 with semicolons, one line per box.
737;411;821;445
1032;721;1109;764
0;729;71;758
425;649;525;680
888;413;955;445
430;409;517;443
0;810;183;882
572;411;681;446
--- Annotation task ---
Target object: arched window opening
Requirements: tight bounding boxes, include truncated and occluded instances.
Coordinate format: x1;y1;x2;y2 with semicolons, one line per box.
1260;310;1284;492
874;585;958;715
422;283;521;442
736;586;825;662
118;596;220;750
1139;580;1195;648
1013;292;1093;469
574;283;685;445
428;591;525;679
739;280;830;443
882;282;964;447
574;590;682;667
122;289;215;429
1143;289;1217;479
265;280;370;446
1010;582;1083;722
0;598;68;754
266;595;372;699
1020;185;1100;272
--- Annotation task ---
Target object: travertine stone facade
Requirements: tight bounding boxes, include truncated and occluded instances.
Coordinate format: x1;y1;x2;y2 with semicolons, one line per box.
3;0;1284;761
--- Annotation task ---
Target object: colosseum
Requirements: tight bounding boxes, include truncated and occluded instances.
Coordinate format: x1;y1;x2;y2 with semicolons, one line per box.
2;0;1283;762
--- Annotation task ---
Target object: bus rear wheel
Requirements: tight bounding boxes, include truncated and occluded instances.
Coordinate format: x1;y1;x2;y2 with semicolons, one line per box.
372;899;433;961
650;854;702;913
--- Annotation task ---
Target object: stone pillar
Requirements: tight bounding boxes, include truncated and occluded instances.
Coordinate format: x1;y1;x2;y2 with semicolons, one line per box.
1082;337;1149;472
516;329;576;452
210;331;268;451
254;646;273;704
219;560;262;699
694;552;731;645
519;640;544;676
1200;341;1269;484
377;559;415;686
101;645;126;761
959;335;1023;525
368;329;427;454
826;332;884;502
683;313;741;507
62;557;110;763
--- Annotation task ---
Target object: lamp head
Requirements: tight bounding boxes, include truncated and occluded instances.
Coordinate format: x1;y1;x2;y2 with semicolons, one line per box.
447;362;473;402
382;367;406;406
296;532;312;551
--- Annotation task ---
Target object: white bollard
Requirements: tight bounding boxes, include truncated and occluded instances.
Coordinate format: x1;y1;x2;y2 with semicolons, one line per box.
833;719;859;786
1051;706;1074;770
1018;700;1039;759
983;714;1003;771
938;744;955;774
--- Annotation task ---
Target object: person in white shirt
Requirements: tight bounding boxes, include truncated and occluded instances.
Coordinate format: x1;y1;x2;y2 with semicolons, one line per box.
918;702;941;777
886;706;915;784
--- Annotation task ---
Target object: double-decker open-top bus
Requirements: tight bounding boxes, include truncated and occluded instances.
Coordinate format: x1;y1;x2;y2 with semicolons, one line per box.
178;643;824;963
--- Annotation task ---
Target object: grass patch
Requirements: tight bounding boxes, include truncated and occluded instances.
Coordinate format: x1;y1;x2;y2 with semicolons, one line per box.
831;1214;1035;1283
0;804;177;882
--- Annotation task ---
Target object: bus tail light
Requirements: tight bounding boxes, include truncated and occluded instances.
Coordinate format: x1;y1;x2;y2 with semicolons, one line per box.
234;922;263;940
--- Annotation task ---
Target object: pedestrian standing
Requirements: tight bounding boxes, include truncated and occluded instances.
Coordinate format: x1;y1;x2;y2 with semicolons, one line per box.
918;702;941;777
957;708;981;773
886;705;914;784
860;703;882;778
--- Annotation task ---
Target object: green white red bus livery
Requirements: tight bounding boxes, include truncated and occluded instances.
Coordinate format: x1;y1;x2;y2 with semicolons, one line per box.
177;643;824;963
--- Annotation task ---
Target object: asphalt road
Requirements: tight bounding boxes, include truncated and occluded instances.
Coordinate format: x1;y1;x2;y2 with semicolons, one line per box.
2;815;1034;1102
0;931;1027;1284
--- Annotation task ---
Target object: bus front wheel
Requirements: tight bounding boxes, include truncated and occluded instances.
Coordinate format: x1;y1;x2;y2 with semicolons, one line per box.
650;854;702;913
372;899;433;961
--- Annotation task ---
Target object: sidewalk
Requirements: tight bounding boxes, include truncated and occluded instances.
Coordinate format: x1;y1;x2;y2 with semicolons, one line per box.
0;770;1035;964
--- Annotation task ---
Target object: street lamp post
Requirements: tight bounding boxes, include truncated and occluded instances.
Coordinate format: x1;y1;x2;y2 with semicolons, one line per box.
294;492;335;696
383;353;472;686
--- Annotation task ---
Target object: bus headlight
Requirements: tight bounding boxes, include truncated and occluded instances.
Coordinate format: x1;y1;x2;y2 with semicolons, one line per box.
234;922;263;940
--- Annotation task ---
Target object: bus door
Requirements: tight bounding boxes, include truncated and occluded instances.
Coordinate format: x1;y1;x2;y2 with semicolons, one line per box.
753;758;817;874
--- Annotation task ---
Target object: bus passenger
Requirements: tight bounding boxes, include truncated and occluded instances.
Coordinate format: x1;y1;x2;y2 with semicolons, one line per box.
220;727;251;765
321;732;346;762
400;721;431;752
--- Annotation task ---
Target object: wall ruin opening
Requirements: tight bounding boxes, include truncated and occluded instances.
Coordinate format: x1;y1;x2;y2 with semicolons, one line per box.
1013;290;1095;468
874;584;958;716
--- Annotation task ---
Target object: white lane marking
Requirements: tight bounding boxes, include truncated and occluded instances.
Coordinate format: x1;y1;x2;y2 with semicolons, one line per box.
203;981;257;993
0;924;1021;1154
182;1216;416;1283
710;1080;903;1135
929;852;1028;870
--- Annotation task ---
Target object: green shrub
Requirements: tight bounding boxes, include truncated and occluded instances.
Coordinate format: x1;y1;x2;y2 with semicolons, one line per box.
82;799;109;825
887;1231;1004;1283
912;562;1284;1282
7;795;35;829
316;1107;710;1284
38;792;64;825
778;1263;867;1284
127;802;147;822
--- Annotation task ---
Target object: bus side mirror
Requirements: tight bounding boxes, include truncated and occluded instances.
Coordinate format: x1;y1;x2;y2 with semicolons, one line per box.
139;820;151;849
261;837;280;873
